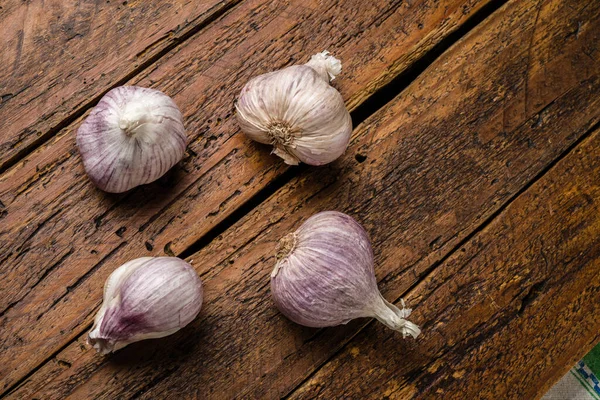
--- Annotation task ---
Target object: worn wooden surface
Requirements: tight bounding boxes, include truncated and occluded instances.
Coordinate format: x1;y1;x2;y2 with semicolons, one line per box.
291;127;600;400
0;0;240;171
0;0;497;393
1;0;599;398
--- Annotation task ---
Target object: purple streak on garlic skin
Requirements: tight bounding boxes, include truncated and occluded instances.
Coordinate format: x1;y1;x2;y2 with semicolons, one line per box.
88;257;202;354
271;211;420;339
76;86;187;193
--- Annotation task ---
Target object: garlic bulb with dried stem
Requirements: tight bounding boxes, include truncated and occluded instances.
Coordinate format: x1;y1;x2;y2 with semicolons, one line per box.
271;211;420;338
236;51;352;166
77;86;187;193
88;257;202;354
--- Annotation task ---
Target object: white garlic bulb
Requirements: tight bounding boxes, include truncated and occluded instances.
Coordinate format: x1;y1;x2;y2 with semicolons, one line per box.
88;257;203;354
236;51;353;166
271;211;420;338
77;86;187;193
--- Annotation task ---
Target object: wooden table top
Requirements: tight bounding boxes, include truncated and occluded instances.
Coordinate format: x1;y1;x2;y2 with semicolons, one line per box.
1;0;599;398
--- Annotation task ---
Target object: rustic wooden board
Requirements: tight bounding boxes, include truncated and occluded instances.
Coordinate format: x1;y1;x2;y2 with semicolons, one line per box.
0;0;486;174
138;1;600;397
291;128;600;399
0;0;243;172
6;0;599;397
0;0;499;394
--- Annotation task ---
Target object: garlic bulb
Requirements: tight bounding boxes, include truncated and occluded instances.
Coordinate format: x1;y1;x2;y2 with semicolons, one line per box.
77;86;187;193
271;211;420;338
88;257;202;354
235;51;352;166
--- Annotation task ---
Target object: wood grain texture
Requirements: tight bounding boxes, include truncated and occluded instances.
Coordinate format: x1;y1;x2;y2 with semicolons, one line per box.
290;128;600;400
7;0;599;397
0;0;497;394
0;0;241;171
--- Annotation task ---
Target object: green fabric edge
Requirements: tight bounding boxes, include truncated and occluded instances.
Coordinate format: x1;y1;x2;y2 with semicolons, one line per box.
571;369;600;400
584;343;600;377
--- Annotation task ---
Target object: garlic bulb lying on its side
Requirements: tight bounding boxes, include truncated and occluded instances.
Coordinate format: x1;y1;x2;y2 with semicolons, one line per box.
236;51;353;166
271;211;420;338
88;257;203;354
77;86;187;193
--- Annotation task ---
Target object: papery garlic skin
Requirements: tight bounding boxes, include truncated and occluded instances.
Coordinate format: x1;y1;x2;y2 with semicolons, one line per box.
77;86;187;193
235;51;352;166
88;257;202;354
271;211;420;338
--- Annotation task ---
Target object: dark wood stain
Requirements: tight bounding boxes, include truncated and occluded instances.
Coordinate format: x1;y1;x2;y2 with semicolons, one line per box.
1;0;599;398
0;0;500;394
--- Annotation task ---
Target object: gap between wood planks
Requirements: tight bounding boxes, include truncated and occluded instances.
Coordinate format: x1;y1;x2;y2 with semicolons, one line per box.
179;0;510;259
19;0;598;394
9;2;526;393
0;0;244;176
1;0;510;396
280;119;600;399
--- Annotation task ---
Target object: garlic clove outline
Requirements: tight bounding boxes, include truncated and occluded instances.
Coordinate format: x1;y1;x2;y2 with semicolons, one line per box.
271;211;420;339
76;86;187;193
88;257;203;354
235;51;352;166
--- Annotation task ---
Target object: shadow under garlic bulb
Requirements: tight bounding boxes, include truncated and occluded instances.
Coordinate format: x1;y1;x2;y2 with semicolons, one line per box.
236;51;353;166
76;86;187;193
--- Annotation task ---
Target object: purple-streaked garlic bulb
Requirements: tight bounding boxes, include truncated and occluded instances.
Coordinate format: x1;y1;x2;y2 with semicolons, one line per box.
235;51;352;166
76;86;187;193
271;211;420;338
88;257;202;354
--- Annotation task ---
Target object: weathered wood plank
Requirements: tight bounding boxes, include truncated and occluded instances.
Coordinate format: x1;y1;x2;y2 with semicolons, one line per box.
0;0;498;394
0;0;241;171
289;128;600;400
9;0;599;397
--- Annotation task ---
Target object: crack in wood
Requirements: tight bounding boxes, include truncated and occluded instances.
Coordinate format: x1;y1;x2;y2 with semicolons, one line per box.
3;0;596;396
282;120;600;399
0;248;74;319
0;0;245;175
